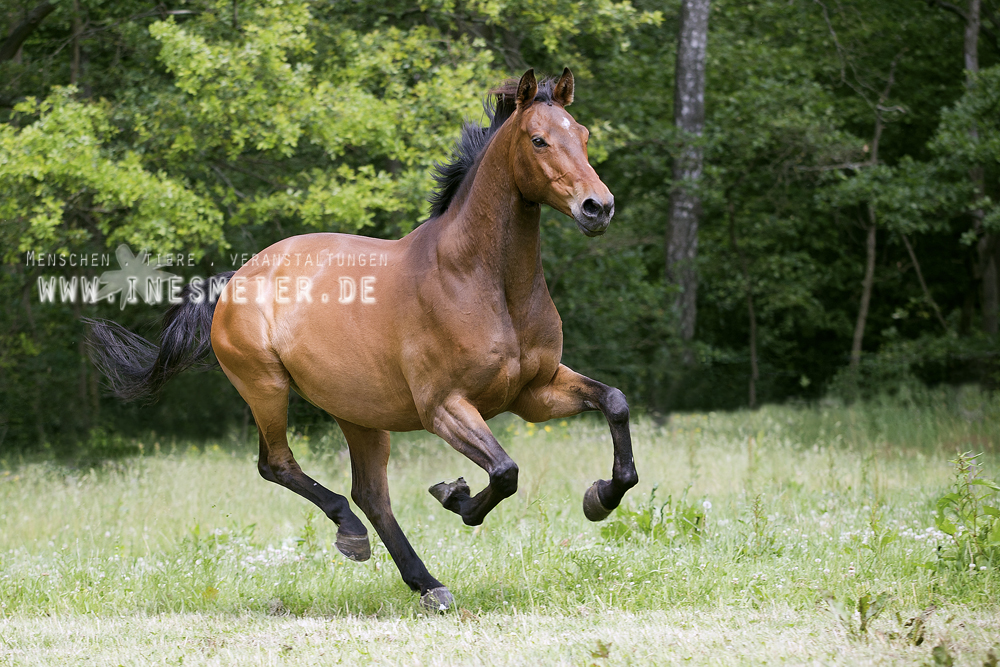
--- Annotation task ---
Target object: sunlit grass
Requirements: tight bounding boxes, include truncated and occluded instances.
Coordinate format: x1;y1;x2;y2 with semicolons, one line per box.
1;389;999;665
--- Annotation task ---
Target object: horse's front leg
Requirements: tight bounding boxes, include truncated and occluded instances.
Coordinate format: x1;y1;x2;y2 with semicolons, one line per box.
512;364;638;521
427;397;519;526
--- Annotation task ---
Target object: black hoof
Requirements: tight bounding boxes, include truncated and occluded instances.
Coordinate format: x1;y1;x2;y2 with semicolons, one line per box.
420;586;455;613
335;531;371;562
429;477;470;510
583;481;613;522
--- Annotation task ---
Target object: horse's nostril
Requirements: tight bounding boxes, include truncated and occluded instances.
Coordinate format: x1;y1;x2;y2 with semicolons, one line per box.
582;198;601;218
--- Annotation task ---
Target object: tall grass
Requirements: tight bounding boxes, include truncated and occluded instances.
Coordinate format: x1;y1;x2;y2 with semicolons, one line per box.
1;389;999;665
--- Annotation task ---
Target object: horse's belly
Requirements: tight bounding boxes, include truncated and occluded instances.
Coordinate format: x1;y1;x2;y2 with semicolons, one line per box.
272;302;421;431
284;351;424;431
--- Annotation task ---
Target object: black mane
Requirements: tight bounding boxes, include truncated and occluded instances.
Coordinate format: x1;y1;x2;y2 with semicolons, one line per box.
428;77;558;218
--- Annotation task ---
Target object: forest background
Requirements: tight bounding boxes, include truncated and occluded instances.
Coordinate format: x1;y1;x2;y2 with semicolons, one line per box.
3;0;1000;455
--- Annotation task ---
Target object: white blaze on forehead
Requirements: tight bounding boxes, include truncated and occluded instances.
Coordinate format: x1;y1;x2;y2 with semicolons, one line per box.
560;117;571;130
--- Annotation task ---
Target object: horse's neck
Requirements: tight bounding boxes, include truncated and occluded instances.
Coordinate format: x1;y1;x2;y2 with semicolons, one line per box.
438;127;545;307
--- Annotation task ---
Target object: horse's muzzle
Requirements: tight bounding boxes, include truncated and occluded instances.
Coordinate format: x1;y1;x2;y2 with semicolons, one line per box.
574;195;615;237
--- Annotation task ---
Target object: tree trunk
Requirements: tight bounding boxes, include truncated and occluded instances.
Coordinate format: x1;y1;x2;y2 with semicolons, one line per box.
965;0;981;76
727;197;759;408
901;234;949;332
666;0;710;350
982;236;999;333
0;1;55;63
847;55;896;369
963;0;996;334
71;0;81;85
851;212;877;369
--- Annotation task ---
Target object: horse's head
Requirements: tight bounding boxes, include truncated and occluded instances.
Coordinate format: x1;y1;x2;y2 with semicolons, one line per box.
509;68;615;237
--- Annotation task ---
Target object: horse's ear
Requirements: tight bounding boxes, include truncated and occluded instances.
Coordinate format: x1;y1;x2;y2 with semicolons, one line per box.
553;67;574;106
516;69;537;110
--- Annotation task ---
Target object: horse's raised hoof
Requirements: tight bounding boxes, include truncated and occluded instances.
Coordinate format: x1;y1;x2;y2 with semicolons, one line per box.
420;586;455;614
583;481;613;522
335;531;371;562
429;477;470;510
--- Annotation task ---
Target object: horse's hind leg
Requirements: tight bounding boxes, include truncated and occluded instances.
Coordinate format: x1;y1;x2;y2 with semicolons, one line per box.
336;419;453;611
235;368;370;560
426;397;519;527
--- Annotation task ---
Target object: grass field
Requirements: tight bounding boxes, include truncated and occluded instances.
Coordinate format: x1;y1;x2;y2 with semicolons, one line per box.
2;390;1000;665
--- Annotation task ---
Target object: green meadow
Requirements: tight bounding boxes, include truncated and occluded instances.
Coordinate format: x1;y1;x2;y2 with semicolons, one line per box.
2;392;999;665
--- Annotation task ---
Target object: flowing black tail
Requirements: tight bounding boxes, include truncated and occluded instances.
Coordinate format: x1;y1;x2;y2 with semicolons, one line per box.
84;272;235;403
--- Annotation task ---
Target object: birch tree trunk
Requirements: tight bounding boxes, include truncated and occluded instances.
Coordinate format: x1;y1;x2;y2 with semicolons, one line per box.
666;0;710;348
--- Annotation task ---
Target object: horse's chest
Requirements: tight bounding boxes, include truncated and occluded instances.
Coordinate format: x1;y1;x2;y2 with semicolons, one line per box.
470;314;560;414
413;276;561;413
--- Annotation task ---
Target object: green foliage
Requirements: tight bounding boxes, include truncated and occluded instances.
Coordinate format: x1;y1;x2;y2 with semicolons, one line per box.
145;3;496;234
934;452;1000;570
328;0;662;73
933;64;1000;239
0;88;225;259
863;503;900;558
589;639;612;662
3;0;1000;451
891;609;929;647
819;159;965;237
931;642;955;667
295;509;320;557
737;493;782;560
825;591;892;640
827;333;1000;403
0;0;502;452
79;426;144;462
600;484;705;544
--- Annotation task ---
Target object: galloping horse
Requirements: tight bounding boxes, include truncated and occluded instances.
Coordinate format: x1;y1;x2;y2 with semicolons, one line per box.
87;69;638;611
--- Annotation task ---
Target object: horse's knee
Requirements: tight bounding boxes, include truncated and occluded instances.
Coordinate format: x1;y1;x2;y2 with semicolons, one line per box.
604;387;629;425
490;460;519;498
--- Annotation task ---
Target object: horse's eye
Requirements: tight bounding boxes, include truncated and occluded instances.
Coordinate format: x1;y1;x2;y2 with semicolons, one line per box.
532;137;548;148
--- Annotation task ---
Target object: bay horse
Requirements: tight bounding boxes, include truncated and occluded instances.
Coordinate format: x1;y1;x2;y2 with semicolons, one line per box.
86;68;638;611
